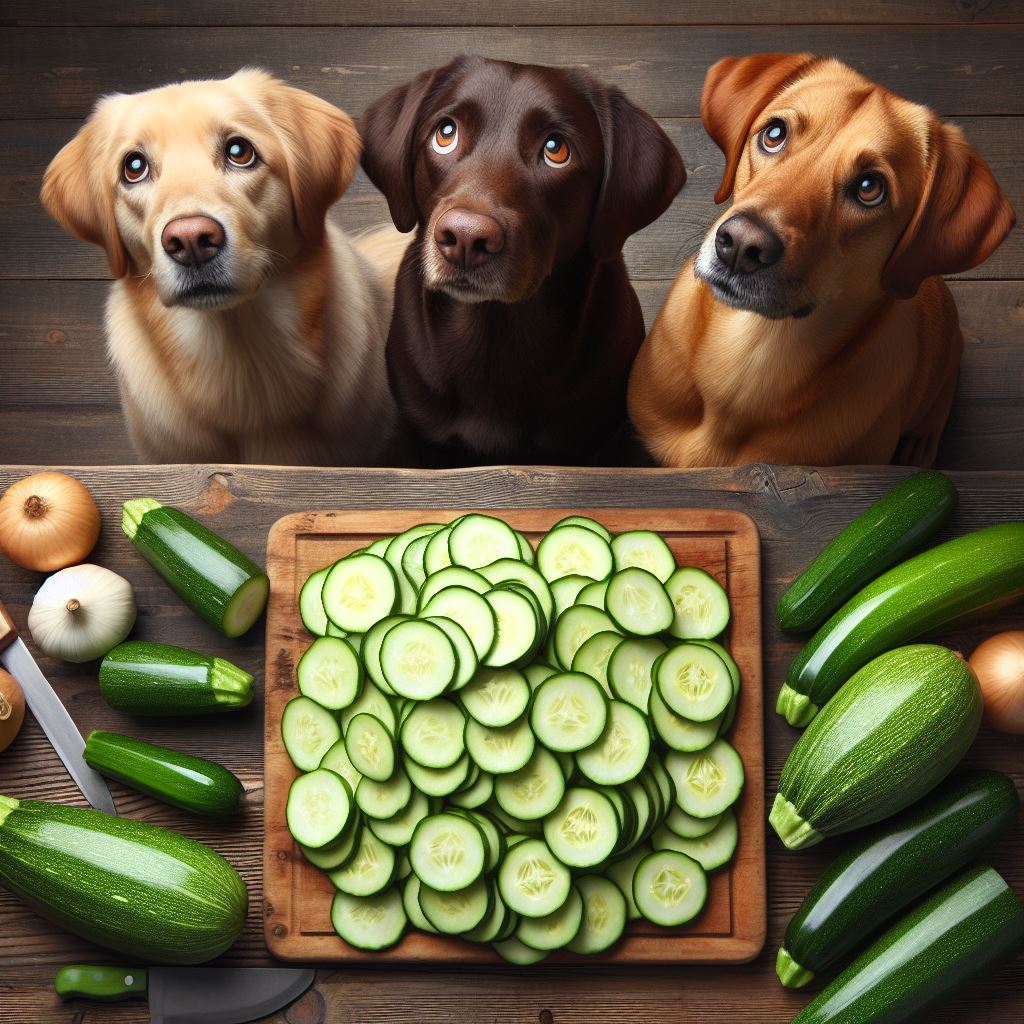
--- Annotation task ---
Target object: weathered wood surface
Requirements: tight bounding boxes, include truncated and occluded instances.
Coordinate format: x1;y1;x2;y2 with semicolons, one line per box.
0;464;1020;1021
5;1;1023;26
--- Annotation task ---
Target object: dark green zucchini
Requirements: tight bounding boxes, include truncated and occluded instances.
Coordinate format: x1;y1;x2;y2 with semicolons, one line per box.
778;522;1024;727
770;645;982;850
776;471;957;633
777;770;1019;987
122;498;268;638
99;641;253;716
83;730;245;816
792;864;1024;1023
0;794;247;964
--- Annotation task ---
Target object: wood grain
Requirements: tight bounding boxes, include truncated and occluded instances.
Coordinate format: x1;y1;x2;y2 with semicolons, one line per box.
263;507;764;964
5;0;1022;27
1;26;1022;121
0;464;1020;1022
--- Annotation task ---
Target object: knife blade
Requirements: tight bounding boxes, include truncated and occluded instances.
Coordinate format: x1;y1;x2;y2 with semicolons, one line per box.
0;599;116;816
55;965;317;1024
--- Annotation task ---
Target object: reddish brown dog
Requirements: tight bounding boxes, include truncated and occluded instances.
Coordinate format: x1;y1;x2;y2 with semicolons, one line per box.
629;54;1014;468
360;56;685;465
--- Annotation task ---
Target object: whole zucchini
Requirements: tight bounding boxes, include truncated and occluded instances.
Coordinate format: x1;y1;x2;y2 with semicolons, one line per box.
777;769;1019;987
778;522;1024;726
0;794;247;963
122;498;268;638
770;645;982;850
776;471;957;633
99;641;253;716
83;731;245;816
791;865;1024;1023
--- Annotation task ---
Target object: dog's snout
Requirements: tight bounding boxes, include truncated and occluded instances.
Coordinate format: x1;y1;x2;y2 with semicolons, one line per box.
434;209;505;271
161;215;226;267
715;214;784;275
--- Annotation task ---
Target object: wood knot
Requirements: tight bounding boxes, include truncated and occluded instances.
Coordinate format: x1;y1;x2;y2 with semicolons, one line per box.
196;472;237;515
286;986;324;1024
47;330;66;345
539;1011;554;1024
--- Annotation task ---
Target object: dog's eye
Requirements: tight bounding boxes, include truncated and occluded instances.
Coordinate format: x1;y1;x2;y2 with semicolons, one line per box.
432;120;459;154
854;172;887;208
542;135;571;168
122;151;149;184
758;119;788;155
226;137;257;168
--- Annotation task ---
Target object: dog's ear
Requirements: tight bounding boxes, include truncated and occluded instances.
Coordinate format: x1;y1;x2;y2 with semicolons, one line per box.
882;121;1015;299
359;64;454;233
702;52;819;204
41;104;129;279
589;86;686;263
260;77;362;245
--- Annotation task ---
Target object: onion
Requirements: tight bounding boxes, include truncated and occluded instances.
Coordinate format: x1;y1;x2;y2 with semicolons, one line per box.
0;669;25;753
0;472;101;572
28;564;136;663
968;631;1024;734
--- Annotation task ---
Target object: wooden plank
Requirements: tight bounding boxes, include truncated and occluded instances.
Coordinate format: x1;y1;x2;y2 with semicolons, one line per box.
4;116;1020;282
0;464;1020;1023
5;0;1023;27
3;279;1020;470
1;26;1022;121
263;507;764;964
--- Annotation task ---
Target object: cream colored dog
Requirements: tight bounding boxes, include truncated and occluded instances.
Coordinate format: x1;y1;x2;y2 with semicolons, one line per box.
42;69;405;465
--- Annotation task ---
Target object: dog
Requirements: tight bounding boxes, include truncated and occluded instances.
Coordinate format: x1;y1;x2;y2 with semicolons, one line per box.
628;53;1015;468
42;69;405;465
359;55;686;465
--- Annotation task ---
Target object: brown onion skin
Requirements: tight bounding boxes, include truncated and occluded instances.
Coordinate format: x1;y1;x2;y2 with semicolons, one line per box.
0;669;25;753
969;631;1024;734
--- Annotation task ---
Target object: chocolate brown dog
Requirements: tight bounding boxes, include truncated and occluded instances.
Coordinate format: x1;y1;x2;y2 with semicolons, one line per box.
360;56;685;465
629;54;1014;469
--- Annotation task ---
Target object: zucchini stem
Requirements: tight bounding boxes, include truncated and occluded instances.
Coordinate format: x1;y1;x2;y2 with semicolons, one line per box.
121;497;162;541
776;946;815;988
769;794;823;850
776;683;819;728
0;794;20;827
211;658;255;707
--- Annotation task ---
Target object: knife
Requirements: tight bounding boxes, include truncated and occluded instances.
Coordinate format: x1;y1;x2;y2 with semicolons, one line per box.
0;598;116;815
55;965;316;1024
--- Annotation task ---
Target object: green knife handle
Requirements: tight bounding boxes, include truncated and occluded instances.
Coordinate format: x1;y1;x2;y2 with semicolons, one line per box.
55;965;148;1001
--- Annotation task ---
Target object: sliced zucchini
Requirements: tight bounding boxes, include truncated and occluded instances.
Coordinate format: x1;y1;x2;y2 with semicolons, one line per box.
493;747;566;821
400;698;466;770
498;837;572;918
665;804;723;839
551;574;593;617
566;875;628;954
493;935;549;964
608;637;666;712
633;850;708;926
553;606;620;670
460;668;531;728
576;579;611;610
355;765;413;820
517;886;584;951
286;768;353;849
606;844;651;922
665;567;730;640
299;567;331;636
282;696;341;772
322;553;398;633
530;672;608;753
297;636;362;711
424;616;478;690
656;643;733;722
479;560;554;625
551;515;612;542
380;619;457;699
464;715;536;775
605;568;674;636
419;877;493;935
329;830;397;897
665;740;744;819
345;713;396;782
482;588;541;668
611;530;676;583
418;567;491;607
570;631;621;695
449;769;495;810
331;886;406;950
543;787;619;868
368;787;433;846
537;525;614;583
405;753;471;798
410;812;486;892
649;684;721;753
402;873;437;933
449;514;521;569
575;700;651;786
339;680;396;736
654;809;737;871
419;587;497;661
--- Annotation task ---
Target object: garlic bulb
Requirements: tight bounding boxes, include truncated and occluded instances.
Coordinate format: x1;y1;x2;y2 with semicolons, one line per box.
29;564;136;663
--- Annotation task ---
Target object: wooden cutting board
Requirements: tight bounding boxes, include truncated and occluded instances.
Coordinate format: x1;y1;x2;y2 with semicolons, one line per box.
264;508;765;964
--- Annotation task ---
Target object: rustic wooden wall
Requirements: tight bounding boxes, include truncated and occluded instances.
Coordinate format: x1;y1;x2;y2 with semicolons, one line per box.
1;2;1021;467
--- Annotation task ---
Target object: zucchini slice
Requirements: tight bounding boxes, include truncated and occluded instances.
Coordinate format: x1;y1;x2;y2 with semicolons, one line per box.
322;554;398;634
632;850;707;927
665;567;730;640
331;887;406;950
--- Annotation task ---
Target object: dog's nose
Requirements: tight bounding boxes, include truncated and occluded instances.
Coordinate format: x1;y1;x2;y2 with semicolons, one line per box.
161;216;226;267
715;214;784;274
434;209;505;271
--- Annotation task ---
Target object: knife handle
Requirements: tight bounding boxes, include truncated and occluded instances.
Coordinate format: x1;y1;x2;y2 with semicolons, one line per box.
55;965;148;1002
0;599;17;653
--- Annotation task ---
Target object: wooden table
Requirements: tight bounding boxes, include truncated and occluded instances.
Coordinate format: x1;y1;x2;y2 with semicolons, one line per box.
0;464;1020;1023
